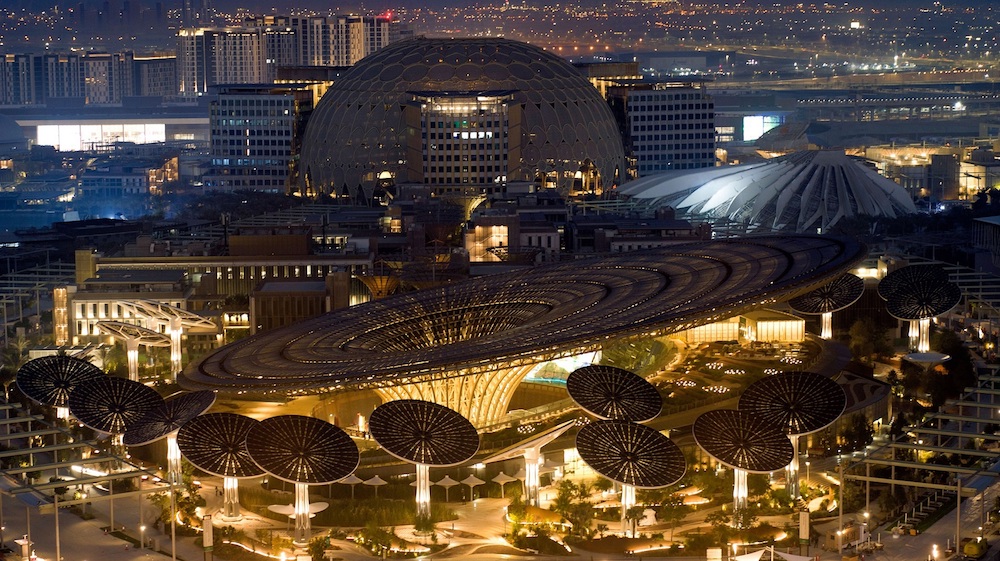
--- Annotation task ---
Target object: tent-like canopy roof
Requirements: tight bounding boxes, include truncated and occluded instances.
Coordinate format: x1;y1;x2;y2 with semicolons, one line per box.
618;150;917;233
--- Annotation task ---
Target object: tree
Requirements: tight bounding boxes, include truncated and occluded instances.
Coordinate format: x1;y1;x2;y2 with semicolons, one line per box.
839;413;874;453
550;480;595;537
657;500;686;542
624;505;644;537
705;510;731;546
849;318;890;363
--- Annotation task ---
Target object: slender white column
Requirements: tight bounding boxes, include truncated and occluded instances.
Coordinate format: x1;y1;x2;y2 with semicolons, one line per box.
169;317;183;381
126;338;140;382
787;437;800;498
293;482;310;546
166;432;182;485
734;468;749;528
918;317;931;353
821;312;833;340
908;319;920;350
415;464;431;518
223;476;241;520
620;484;636;536
524;447;541;507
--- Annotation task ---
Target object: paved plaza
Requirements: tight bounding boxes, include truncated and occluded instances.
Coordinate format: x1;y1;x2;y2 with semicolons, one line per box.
3;465;999;561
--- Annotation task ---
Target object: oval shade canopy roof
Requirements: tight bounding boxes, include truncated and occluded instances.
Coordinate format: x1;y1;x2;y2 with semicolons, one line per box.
566;365;662;422
693;409;794;473
17;355;104;408
182;235;867;395
246;415;359;484
617;150;917;233
124;390;217;446
739;371;846;436
788;273;864;314
368;400;479;466
575;420;686;488
177;412;264;478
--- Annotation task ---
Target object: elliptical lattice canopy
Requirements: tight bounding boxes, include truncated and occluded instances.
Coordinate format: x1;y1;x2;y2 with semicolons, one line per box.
368;400;479;466
692;409;794;473
16;355;103;408
68;377;164;435
177;413;264;478
575;419;686;488
738;371;846;436
245;415;359;484
566;365;662;422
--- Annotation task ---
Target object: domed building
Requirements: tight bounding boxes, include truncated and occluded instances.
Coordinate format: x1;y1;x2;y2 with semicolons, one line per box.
299;38;626;203
617;150;918;233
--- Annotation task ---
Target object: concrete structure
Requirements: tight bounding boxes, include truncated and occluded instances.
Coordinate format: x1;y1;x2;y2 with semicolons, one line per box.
246;13;400;68
177;28;267;97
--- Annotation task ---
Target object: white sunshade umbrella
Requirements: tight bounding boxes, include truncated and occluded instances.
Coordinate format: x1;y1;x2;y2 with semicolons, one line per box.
492;472;516;498
435;475;460;502
461;474;485;500
340;474;364;499
364;475;388;498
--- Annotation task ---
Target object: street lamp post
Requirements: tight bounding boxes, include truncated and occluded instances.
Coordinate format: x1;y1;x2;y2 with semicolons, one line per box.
140;525;146;551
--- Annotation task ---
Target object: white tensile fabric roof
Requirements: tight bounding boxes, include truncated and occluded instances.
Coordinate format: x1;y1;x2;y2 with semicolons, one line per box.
619;150;917;232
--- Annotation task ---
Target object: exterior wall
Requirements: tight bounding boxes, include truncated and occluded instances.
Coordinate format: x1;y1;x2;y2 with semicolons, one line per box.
178;28;266;97
250;283;328;333
410;93;513;194
205;86;309;192
40;53;85;100
83;52;134;105
624;85;716;175
0;54;37;105
677;316;740;343
133;56;177;97
747;317;805;343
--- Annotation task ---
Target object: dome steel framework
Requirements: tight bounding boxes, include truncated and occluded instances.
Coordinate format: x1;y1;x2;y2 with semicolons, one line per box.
566;365;662;422
183;235;866;427
300;37;626;200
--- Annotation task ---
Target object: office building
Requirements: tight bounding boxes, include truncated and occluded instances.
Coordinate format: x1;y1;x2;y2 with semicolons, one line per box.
177;28;266;97
608;81;716;176
204;84;313;192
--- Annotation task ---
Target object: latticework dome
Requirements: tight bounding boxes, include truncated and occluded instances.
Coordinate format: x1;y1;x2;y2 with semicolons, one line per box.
300;37;626;200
